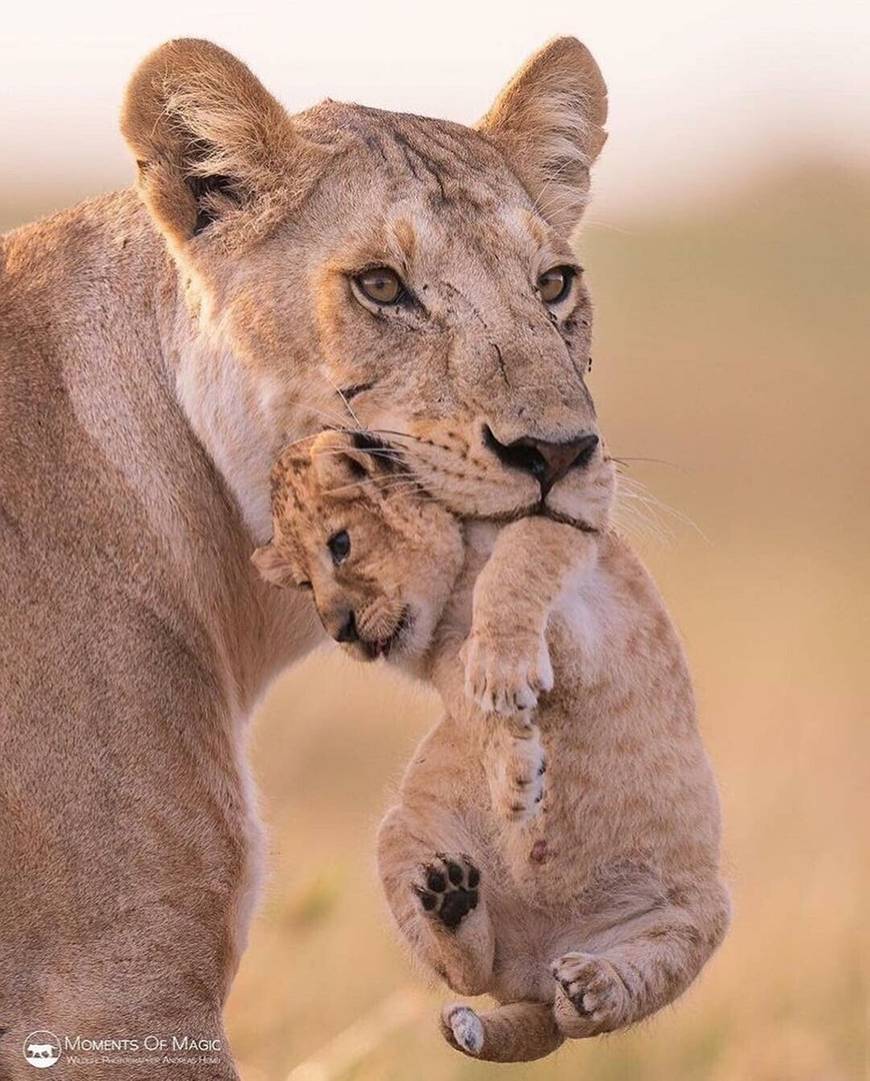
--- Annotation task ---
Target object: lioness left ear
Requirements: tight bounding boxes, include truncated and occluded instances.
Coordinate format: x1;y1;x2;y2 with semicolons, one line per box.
121;38;330;247
479;37;607;237
251;543;294;588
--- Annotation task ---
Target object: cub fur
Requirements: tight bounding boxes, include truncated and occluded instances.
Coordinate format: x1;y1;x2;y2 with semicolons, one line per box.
254;430;730;1063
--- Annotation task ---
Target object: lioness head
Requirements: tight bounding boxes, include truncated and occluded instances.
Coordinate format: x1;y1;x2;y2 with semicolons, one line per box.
122;37;608;538
252;430;465;662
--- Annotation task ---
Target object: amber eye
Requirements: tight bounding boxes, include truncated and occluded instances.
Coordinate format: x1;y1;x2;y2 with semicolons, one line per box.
354;267;404;306
327;530;351;565
537;265;575;305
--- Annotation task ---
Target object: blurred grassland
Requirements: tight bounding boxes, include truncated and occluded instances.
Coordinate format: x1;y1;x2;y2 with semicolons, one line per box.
225;164;870;1081
7;163;867;1080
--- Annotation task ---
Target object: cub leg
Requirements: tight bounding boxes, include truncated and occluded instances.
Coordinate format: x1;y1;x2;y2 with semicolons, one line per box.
463;518;597;716
377;804;495;996
552;881;731;1038
441;1000;563;1063
483;720;546;824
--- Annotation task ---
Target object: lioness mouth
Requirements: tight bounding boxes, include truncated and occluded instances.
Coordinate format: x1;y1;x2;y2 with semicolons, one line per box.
537;505;599;533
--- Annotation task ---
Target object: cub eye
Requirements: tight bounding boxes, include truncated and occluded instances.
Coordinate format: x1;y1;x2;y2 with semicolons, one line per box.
327;530;351;565
537;265;575;305
354;267;404;306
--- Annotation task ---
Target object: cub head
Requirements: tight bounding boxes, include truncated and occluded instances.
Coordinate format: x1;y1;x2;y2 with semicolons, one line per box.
121;37;609;540
252;430;464;663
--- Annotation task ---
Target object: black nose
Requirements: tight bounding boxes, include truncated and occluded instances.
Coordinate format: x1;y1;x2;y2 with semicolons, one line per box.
333;611;358;643
484;427;599;495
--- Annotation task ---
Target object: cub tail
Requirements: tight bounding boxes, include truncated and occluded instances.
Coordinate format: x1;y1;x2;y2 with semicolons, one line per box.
440;1000;564;1062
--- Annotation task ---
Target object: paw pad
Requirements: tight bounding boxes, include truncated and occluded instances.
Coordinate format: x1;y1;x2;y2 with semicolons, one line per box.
415;856;480;930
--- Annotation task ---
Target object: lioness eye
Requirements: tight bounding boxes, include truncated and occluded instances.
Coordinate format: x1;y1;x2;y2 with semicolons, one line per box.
355;267;404;305
327;530;351;565
537;265;575;305
297;580;313;591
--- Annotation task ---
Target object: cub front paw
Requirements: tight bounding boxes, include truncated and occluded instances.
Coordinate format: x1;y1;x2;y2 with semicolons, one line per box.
414;856;480;930
462;631;554;717
551;951;628;1036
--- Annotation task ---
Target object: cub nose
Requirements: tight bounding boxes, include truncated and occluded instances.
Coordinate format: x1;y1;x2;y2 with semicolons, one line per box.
331;610;358;643
484;427;599;495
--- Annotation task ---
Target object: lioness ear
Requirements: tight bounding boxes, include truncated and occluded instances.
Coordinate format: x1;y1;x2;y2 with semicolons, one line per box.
121;38;327;246
251;543;294;588
310;430;391;497
479;37;607;237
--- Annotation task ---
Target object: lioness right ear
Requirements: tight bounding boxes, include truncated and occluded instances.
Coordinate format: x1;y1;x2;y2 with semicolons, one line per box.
479;37;608;237
121;38;328;247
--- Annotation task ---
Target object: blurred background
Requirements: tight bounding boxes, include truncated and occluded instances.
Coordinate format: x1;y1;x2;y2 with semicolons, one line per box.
4;2;868;1078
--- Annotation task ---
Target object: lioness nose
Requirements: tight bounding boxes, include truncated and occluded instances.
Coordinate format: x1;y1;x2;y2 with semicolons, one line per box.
484;427;599;495
332;611;358;643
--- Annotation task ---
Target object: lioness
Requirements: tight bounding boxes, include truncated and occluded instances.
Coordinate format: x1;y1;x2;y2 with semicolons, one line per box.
254;430;730;1063
1;35;609;1079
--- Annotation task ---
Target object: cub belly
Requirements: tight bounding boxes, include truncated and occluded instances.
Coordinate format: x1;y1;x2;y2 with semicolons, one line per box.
476;555;700;920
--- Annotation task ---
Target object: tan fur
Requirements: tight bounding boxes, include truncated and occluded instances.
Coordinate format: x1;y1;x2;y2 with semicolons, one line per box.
1;36;608;1078
118;37;609;537
256;431;729;1063
479;37;608;234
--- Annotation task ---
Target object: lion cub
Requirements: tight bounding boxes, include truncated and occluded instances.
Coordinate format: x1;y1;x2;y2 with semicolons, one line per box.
253;429;729;1063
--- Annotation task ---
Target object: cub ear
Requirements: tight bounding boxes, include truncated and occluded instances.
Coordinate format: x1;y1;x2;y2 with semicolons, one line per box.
121;38;329;246
479;37;607;237
310;430;392;497
251;542;295;588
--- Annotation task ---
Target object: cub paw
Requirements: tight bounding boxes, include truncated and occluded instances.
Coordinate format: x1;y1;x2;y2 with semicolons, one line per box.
414;856;480;931
488;726;546;823
462;631;554;717
441;1004;484;1056
551;952;628;1035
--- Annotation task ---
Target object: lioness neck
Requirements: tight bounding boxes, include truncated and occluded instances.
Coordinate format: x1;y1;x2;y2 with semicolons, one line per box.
2;191;316;714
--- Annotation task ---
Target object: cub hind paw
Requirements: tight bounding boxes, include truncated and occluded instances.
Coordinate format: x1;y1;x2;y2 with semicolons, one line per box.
414;855;480;930
551;951;628;1036
488;726;546;824
441;1004;484;1056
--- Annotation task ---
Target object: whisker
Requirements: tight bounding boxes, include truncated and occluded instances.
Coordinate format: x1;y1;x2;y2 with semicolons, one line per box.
319;470;422;497
611;500;672;547
321;371;365;430
273;426;412;465
363;429;426;446
617;474;706;539
611;455;682;470
301;401;365;427
310;445;410;465
277;401;359;431
578;217;635;236
273;431;321;453
380;482;428;499
382;483;443;506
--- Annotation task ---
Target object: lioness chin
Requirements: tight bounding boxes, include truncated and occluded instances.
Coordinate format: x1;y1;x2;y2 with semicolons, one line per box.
1;35;608;1079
